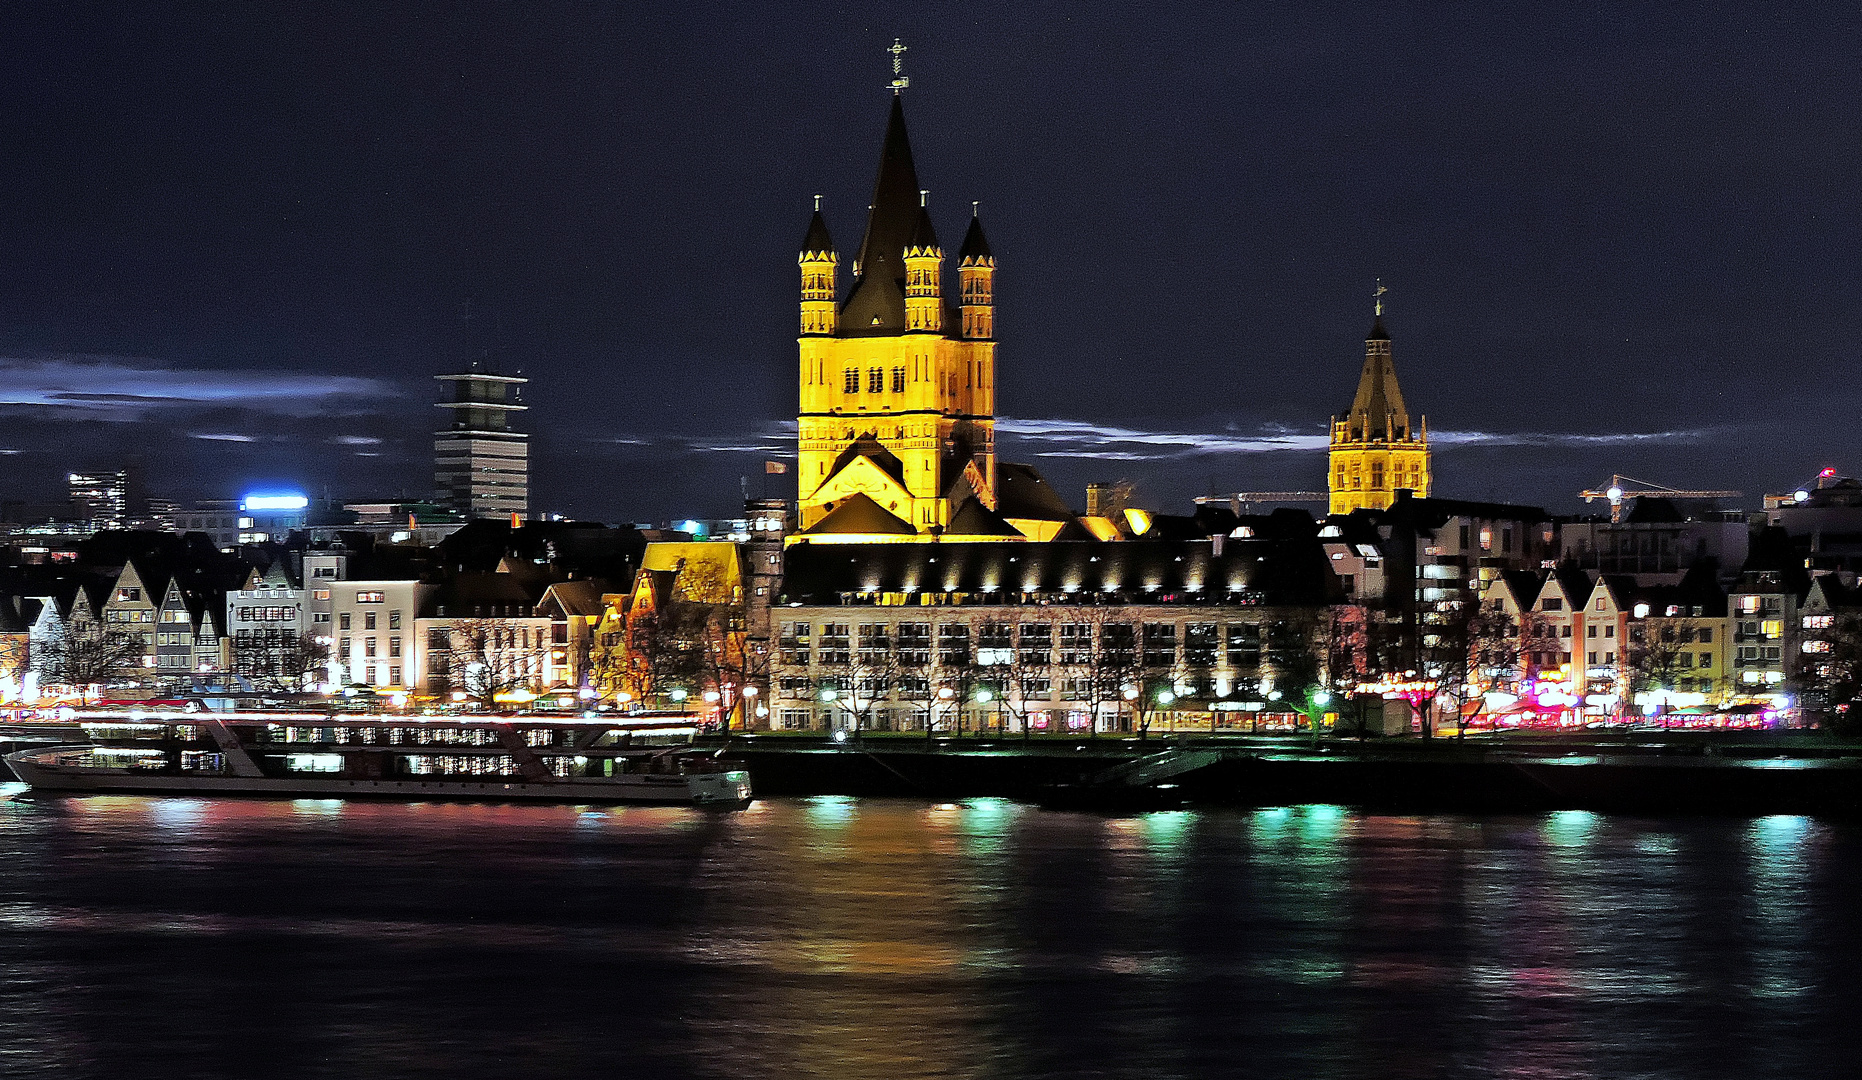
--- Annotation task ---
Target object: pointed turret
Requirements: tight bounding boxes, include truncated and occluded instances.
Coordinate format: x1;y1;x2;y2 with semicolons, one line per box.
957;209;994;340
903;199;943;332
798;201;839;336
1344;317;1409;442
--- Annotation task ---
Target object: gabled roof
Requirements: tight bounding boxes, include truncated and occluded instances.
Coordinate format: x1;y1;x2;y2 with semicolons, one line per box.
1552;566;1596;608
804;493;916;536
436;572;547;616
995;462;1077;523
946;498;1022;537
1497;569;1544;610
538;579;613;618
828;434;908;488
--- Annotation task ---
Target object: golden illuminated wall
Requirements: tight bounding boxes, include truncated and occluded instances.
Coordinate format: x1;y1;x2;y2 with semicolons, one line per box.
1327;326;1429;515
1328;433;1430;514
797;332;996;530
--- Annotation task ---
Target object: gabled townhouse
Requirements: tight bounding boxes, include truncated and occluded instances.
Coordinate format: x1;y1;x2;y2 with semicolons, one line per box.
100;559;163;673
229;562;310;687
1728;531;1811;701
1796;573;1860;714
535;578;613;692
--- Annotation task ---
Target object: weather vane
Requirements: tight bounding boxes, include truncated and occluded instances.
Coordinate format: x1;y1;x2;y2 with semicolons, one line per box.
888;38;909;92
1374;279;1387;318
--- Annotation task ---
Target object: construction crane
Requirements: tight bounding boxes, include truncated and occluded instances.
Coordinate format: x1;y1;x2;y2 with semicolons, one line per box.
1579;474;1742;523
1194;492;1328;511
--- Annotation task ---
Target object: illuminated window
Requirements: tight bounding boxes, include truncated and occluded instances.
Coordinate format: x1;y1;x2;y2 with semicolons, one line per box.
356;591;384;603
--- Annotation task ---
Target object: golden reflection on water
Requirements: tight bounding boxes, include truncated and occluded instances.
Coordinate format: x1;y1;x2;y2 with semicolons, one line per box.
676;796;1023;1079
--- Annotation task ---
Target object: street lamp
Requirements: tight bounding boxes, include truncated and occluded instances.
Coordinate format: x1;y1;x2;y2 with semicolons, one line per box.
669;687;688;713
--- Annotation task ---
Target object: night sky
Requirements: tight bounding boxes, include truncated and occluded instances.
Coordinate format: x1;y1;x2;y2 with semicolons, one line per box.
1;3;1856;523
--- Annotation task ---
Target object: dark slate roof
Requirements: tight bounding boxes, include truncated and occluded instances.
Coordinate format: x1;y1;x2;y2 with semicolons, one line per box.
838;256;908;335
1340;317;1408;441
958;214;992;262
839;95;922;338
805;493;916;536
1383;491;1551;526
1499;569;1544;608
946;498;1022;537
1553;566;1596;607
995;462;1077;522
801;209;835;257
1367;316;1390;342
780;538;1344;607
436;572;548;616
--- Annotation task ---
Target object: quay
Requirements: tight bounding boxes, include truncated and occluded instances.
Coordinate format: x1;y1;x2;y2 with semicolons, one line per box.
704;731;1862;816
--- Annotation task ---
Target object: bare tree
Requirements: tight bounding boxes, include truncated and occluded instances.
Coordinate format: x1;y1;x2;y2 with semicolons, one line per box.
235;628;330;692
447;619;550;710
36;621;147;701
1624;617;1705;722
828;621;899;737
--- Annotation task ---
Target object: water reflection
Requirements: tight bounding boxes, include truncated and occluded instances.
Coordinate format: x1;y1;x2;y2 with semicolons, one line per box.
0;797;1848;1079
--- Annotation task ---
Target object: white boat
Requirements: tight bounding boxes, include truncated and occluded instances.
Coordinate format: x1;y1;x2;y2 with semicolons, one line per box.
2;713;751;807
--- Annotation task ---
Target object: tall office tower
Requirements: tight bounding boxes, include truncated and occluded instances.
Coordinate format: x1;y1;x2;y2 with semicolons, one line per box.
434;367;529;520
68;470;128;530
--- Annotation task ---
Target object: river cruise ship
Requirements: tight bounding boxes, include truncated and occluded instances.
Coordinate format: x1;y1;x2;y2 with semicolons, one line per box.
3;712;751;806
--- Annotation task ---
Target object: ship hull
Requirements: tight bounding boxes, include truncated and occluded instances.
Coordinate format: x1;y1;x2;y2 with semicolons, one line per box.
5;753;752;807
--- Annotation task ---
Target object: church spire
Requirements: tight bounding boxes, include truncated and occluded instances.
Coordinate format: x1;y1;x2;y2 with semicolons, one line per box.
839;91;925;336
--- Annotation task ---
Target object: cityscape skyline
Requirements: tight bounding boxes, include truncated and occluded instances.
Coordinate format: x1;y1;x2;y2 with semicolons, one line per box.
0;5;1856;522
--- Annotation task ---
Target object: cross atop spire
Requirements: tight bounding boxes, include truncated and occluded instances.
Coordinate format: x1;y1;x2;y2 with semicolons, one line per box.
888;38;909;93
1374;278;1387;318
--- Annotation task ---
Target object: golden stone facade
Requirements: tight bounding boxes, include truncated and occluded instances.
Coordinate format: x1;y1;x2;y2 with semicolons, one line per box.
1328;317;1430;515
795;94;999;537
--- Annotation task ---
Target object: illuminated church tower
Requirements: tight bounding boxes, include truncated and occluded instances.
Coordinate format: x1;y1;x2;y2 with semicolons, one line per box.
795;51;998;536
1328;286;1430;515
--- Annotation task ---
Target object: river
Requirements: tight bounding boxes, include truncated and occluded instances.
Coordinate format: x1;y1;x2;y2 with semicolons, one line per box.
0;789;1853;1078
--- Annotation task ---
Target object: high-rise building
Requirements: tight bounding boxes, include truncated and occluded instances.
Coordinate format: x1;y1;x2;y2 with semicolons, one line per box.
434;367;529;520
795;83;999;536
68;470;128;530
1328;298;1430;515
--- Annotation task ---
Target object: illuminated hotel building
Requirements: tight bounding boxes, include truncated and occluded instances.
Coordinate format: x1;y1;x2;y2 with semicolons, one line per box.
1328;301;1430;515
435;367;529;520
